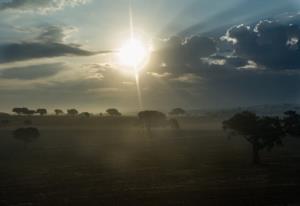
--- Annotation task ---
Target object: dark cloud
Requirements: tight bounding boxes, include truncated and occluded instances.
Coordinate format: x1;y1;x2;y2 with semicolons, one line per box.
0;25;102;63
177;0;296;37
150;35;216;74
0;42;95;63
36;25;75;43
0;63;64;80
0;0;88;13
224;20;300;70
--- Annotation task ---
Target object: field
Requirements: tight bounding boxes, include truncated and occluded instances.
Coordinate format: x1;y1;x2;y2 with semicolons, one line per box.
0;116;300;206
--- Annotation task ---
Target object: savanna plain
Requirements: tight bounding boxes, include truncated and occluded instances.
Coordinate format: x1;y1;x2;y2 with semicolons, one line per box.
0;116;300;206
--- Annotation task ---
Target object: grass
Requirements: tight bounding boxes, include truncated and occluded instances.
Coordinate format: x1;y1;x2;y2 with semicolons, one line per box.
0;116;299;205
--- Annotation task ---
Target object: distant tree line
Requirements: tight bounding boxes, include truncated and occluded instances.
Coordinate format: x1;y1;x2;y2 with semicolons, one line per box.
11;107;127;117
10;107;187;117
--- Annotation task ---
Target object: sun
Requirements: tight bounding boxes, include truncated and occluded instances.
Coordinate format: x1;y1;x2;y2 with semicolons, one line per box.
118;37;150;71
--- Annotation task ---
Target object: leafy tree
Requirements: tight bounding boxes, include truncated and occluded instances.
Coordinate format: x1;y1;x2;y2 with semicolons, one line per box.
12;108;22;115
13;127;40;149
80;112;91;118
54;109;64;115
12;107;29;115
106;108;122;117
138;111;167;131
223;111;286;165
36;108;47;116
67;109;79;116
169;108;186;116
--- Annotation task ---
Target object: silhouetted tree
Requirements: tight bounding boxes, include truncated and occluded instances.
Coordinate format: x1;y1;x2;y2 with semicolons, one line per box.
138;111;167;131
223;111;286;165
12;107;29;115
13;127;40;149
283;111;300;137
80;112;91;118
54;109;64;115
169;118;180;129
36;108;47;116
169;108;186;116
12;108;22;115
67;109;79;116
106;108;122;117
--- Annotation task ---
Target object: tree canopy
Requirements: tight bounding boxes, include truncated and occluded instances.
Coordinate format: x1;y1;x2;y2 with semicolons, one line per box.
138;111;167;131
106;108;122;117
223;111;286;164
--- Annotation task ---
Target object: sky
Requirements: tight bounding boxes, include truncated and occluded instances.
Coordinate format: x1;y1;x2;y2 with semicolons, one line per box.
0;0;300;113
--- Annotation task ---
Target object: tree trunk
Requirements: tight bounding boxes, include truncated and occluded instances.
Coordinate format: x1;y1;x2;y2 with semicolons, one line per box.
252;143;260;165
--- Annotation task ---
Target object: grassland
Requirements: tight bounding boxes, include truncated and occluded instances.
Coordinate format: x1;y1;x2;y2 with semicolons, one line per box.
0;116;300;205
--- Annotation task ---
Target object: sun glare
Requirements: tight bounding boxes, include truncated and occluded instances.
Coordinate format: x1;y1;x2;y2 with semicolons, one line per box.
118;38;150;71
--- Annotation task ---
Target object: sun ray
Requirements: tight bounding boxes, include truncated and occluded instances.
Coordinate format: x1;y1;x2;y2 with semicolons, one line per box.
129;0;143;110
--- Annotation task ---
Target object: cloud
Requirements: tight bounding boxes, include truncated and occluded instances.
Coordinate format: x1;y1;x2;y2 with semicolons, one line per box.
0;63;64;80
36;25;77;43
0;42;96;63
223;20;300;70
171;73;202;84
0;25;101;63
150;35;216;74
0;0;88;13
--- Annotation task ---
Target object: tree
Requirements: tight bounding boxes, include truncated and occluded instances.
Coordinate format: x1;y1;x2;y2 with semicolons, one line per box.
283;111;300;137
80;112;91;118
54;109;64;115
12;108;22;115
13;127;40;149
223;111;286;165
138;111;167;131
36;108;47;116
169;108;186;116
67;109;79;116
12;107;29;115
106;108;122;117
